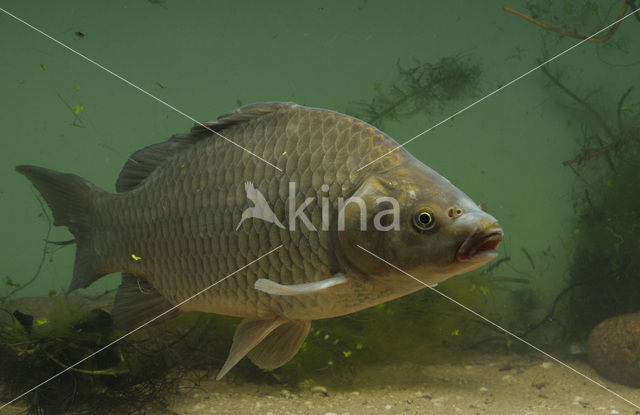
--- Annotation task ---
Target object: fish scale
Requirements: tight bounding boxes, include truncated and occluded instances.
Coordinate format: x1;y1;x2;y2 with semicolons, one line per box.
16;102;502;378
103;107;352;315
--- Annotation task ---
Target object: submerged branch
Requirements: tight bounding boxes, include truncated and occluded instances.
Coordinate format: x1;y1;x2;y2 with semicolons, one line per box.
539;63;639;169
503;2;630;43
539;63;615;139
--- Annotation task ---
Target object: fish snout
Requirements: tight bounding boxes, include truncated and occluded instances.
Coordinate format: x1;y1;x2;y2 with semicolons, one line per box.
456;220;503;262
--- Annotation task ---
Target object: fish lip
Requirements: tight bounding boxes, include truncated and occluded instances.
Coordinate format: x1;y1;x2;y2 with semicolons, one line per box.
456;228;504;262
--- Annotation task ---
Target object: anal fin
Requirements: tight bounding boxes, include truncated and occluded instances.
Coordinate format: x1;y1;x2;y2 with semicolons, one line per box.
112;273;181;330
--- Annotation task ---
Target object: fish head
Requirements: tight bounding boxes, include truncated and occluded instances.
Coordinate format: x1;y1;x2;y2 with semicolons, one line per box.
338;160;503;287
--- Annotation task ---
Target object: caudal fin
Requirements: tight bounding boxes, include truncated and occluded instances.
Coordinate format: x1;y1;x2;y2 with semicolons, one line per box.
16;165;106;291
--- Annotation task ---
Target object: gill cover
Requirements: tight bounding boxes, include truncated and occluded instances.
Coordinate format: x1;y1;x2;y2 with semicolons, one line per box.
337;175;401;277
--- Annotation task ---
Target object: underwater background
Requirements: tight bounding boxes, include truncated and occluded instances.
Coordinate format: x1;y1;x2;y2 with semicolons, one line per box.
1;0;639;414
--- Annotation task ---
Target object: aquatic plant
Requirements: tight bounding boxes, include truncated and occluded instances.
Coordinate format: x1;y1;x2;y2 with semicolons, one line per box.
504;1;635;44
565;115;640;339
348;54;481;128
495;0;640;351
0;297;245;414
524;62;640;342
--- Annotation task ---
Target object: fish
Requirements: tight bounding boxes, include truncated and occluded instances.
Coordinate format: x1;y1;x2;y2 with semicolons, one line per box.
16;102;503;379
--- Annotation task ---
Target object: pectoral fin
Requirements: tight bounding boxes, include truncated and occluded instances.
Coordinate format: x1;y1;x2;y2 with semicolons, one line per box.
254;274;348;296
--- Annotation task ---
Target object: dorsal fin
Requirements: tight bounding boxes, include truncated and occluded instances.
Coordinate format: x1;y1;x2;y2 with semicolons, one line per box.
116;134;203;192
190;102;296;135
116;102;297;192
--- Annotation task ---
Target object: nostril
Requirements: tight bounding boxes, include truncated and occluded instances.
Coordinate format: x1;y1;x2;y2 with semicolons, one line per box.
448;207;463;218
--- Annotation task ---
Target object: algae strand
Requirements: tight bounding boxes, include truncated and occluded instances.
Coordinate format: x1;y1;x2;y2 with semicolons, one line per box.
350;54;481;128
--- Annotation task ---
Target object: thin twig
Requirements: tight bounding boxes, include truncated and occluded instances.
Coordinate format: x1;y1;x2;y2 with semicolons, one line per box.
628;0;640;22
539;63;614;138
8;193;52;298
44;239;75;246
503;2;629;43
537;63;636;170
617;87;634;131
522;281;586;338
485;256;511;273
521;248;535;270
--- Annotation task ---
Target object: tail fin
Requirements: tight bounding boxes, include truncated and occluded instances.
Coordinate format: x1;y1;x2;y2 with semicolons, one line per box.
16;165;106;291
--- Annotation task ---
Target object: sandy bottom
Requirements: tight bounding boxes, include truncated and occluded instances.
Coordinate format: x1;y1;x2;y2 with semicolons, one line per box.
166;354;640;415
2;353;639;414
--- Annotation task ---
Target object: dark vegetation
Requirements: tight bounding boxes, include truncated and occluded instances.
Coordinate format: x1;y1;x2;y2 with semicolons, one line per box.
347;54;482;128
505;0;640;343
552;69;639;340
0;299;239;415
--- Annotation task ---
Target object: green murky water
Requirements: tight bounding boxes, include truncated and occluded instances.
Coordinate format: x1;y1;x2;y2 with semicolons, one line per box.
1;1;639;413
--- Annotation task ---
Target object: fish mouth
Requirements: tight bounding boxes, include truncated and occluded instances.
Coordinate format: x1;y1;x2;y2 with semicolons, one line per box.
457;227;504;262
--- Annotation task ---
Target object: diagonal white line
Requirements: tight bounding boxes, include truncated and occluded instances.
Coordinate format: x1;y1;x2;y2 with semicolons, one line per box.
356;244;640;410
0;245;282;410
357;6;640;172
0;7;282;172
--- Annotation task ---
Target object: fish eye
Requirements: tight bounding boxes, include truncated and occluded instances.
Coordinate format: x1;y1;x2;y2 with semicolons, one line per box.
413;208;436;232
